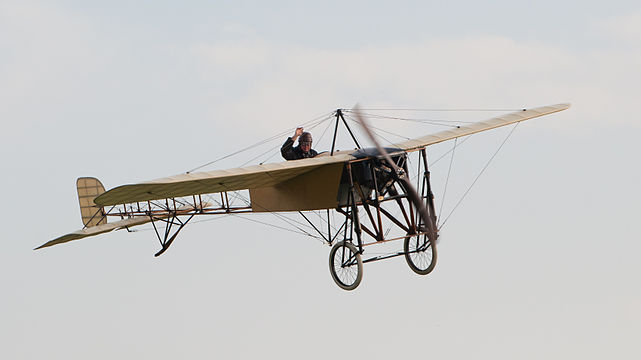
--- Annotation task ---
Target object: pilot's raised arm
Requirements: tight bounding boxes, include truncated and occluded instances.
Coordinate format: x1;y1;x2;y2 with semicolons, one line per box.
281;127;318;160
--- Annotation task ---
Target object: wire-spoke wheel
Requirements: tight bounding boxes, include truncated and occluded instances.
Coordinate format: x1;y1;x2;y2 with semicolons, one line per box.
404;232;437;275
329;241;363;291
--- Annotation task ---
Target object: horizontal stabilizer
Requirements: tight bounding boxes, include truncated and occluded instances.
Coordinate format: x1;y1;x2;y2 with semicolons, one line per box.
35;216;151;250
36;203;211;250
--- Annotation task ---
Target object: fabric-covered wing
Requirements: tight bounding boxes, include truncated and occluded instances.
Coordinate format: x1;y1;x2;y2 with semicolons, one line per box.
94;153;354;206
393;103;570;151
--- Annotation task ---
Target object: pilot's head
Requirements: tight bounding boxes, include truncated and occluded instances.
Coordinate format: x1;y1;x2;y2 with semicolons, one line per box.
299;132;312;152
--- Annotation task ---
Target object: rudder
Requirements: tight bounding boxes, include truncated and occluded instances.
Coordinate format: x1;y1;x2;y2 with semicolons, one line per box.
77;177;107;227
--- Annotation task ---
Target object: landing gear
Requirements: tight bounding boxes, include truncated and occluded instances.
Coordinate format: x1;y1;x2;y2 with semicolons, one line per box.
319;146;438;290
329;241;363;291
404;232;437;275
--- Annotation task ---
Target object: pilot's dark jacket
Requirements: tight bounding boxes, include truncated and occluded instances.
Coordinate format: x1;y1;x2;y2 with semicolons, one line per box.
281;137;318;160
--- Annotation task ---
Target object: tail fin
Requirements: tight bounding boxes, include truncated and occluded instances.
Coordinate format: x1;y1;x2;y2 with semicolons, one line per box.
77;177;107;227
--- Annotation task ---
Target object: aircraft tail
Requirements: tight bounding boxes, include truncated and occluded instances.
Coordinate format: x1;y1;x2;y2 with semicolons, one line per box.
77;177;107;227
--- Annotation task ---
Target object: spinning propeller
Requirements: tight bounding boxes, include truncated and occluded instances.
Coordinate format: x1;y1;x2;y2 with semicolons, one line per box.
351;105;439;257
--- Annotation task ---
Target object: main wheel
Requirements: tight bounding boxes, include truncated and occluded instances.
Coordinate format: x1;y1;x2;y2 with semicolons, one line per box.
404;232;437;275
329;241;363;291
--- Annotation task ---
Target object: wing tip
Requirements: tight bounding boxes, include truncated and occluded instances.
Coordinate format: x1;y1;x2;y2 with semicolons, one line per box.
525;103;571;112
34;242;51;250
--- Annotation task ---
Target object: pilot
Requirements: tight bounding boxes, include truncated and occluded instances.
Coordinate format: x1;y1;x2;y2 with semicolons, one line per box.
281;127;318;160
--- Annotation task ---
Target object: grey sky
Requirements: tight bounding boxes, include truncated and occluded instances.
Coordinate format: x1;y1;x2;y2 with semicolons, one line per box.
1;1;640;359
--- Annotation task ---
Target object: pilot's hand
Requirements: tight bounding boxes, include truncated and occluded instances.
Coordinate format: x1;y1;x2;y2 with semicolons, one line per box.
293;127;304;139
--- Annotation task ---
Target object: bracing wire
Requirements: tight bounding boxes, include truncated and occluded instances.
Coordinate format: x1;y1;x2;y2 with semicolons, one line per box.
315;113;338;145
255;111;336;165
438;122;520;230
430;135;473;167
245;114;335;166
130;212;230;233
309;209;340;233
350;108;524;112
177;107;524;244
240;114;333;167
226;186;325;240
344;115;410;141
437;137;457;227
230;214;325;242
186;111;334;173
343;117;395;146
241;143;286;167
343;110;467;127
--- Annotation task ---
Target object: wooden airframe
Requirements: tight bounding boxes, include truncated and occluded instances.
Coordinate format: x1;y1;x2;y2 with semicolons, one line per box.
38;103;570;290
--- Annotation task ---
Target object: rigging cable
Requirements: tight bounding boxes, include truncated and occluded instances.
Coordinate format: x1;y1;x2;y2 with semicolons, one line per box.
230;214;325;242
345;115;410;141
256;110;337;165
340;114;398;146
239;114;334;167
437;137;457;227
430;135;473;166
349;108;524;112
181;107;521;242
438;122;520;230
343;110;468;127
185;111;334;173
227;188;325;241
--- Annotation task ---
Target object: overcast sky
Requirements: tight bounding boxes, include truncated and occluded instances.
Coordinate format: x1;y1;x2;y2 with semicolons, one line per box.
1;1;640;359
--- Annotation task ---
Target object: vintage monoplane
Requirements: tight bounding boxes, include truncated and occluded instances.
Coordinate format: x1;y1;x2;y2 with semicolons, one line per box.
38;103;570;290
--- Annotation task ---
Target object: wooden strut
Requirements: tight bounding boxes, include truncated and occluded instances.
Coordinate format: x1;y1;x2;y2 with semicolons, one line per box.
152;212;196;257
346;163;363;250
420;148;438;227
336;207;377;240
353;182;381;241
386;184;414;232
335;156;428;249
368;159;385;240
331;109;362;156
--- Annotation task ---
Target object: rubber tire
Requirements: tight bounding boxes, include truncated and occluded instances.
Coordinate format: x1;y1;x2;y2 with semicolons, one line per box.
329;241;363;291
404;232;437;275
